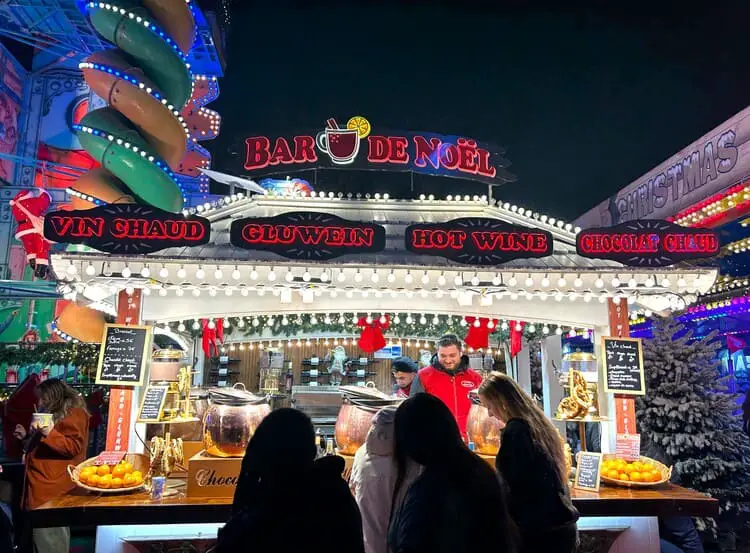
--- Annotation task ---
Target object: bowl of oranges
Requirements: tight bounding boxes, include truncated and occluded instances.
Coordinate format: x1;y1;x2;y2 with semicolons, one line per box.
68;453;148;494
600;454;671;488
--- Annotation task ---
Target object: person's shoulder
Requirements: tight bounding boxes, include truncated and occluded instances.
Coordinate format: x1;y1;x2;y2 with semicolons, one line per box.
417;365;437;378
467;368;483;382
504;418;532;436
65;407;89;423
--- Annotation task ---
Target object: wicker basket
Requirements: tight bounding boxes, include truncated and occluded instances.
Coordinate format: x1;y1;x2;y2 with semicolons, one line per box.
600;454;672;488
67;453;149;494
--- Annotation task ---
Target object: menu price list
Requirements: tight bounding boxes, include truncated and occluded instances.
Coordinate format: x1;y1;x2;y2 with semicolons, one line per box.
603;337;645;395
96;324;151;386
575;452;602;492
138;385;168;422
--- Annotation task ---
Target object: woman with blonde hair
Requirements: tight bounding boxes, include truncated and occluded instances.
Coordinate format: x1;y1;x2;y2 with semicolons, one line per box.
478;372;578;553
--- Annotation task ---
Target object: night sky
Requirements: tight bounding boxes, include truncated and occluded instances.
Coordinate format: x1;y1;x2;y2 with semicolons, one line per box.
208;1;750;220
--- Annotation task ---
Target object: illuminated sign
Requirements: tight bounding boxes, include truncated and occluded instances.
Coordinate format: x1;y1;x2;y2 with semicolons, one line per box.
229;211;386;260
405;218;553;265
43;204;210;254
576;220;719;267
242;116;515;185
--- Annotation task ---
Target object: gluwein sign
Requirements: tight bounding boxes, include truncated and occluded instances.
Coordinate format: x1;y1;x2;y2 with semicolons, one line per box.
405;218;554;265
242;116;515;185
230;211;386;260
576;220;719;267
43;204;211;254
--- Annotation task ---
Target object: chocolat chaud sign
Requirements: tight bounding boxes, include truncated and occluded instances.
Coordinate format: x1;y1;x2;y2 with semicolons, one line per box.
44;204;210;254
576;220;719;267
229;211;386;260
405;218;553;265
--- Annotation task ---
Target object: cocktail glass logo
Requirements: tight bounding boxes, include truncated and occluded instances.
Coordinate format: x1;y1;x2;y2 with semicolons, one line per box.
315;116;370;165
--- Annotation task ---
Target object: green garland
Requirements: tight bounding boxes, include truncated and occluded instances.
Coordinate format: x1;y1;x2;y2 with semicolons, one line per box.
0;342;100;368
165;313;568;343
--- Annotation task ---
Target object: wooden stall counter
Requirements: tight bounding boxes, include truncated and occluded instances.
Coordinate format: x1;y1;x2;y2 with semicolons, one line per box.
30;481;717;529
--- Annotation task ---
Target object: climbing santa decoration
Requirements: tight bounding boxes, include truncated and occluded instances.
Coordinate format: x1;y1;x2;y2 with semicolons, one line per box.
10;189;52;279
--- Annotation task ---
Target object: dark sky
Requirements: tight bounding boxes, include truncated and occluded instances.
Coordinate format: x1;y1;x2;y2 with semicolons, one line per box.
208;1;750;220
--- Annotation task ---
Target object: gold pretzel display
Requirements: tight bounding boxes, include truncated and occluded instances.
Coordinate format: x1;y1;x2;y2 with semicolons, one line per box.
555;370;594;420
148;434;184;479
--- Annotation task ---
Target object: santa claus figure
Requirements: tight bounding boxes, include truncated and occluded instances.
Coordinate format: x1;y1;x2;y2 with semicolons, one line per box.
10;189;52;279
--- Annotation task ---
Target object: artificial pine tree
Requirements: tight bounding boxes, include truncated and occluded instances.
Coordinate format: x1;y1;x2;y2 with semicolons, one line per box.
637;315;750;542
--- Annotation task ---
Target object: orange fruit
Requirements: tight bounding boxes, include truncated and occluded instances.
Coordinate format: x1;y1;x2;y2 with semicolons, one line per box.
132;473;144;486
121;462;134;474
131;470;143;481
346;116;371;139
112;465;126;479
110;477;123;489
607;469;619;479
649;470;661;482
123;474;136;487
96;464;110;477
98;475;112;489
618;473;630;481
630;472;642;482
87;474;100;487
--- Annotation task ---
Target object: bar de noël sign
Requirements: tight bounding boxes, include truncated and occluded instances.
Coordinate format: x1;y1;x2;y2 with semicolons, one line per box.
576;220;719;267
43;204;211;254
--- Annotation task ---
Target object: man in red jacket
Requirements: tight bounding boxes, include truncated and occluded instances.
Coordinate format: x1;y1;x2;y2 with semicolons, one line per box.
410;334;483;440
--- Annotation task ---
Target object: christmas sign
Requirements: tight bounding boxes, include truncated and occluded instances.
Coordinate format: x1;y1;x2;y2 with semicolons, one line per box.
230;211;386;260
576;220;719;267
405;218;553;265
44;204;211;254
602;337;645;396
241;116;515;185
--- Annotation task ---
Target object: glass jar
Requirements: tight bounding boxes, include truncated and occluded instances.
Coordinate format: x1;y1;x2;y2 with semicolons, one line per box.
150;349;183;382
203;384;271;457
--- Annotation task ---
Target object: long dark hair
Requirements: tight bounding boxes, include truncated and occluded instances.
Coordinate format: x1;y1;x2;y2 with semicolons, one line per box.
391;394;517;549
37;379;88;422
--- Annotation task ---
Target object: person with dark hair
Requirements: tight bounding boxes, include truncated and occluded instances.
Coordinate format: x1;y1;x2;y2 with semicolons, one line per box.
391;357;418;398
217;408;364;553
479;372;578;553
14;378;89;553
409;334;482;439
388;394;517;553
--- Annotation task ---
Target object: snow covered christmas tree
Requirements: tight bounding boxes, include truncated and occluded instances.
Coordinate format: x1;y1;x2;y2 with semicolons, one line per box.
637;316;750;538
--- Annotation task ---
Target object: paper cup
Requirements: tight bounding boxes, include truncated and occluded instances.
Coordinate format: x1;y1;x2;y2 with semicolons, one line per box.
32;413;53;428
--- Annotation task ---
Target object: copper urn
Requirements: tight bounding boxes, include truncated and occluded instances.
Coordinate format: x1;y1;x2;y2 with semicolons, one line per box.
334;385;401;455
467;392;503;455
203;385;271;458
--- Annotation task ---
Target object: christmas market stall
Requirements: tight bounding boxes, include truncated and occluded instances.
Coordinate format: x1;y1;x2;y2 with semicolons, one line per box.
29;188;721;553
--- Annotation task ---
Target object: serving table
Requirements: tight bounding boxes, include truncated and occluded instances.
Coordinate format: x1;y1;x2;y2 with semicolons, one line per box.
30;480;717;553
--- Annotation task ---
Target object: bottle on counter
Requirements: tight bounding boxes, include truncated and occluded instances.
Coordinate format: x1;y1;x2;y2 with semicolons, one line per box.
315;428;322;449
325;438;335;456
284;370;293;394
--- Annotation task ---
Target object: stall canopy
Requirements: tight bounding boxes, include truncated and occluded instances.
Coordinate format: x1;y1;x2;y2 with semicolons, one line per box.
49;194;718;330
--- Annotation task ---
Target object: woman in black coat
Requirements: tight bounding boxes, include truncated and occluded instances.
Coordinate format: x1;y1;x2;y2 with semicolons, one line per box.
479;373;579;553
388;394;517;553
217;408;364;553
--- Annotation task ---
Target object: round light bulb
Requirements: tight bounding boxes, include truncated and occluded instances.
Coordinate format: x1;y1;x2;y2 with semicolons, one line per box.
387;272;396;283
541;276;550;287
628;277;637;287
371;272;380;283
232;269;241;280
557;277;566;287
177;267;187;279
574;277;583;287
524;276;534;287
355;272;363;283
268;270;276;281
178;323;186;332
121;267;131;278
420;316;427;325
508;276;517;286
528;324;536;333
86;264;96;276
594;277;604;288
250;269;258;280
611;277;621;287
404;272;413;284
195;268;205;279
214;269;223;279
437;274;447;286
454;275;463;286
542;326;550;335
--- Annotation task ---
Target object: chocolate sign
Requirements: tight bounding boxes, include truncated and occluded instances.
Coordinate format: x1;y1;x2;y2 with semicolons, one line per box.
405;217;553;265
43;204;210;254
576;220;719;267
229;211;386;260
241;116;516;185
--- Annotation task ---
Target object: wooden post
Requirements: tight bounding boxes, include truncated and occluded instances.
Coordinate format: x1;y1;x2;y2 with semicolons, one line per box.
607;299;639;448
105;289;142;451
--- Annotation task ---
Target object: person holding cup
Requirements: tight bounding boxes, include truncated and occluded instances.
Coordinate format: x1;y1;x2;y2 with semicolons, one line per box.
14;378;89;553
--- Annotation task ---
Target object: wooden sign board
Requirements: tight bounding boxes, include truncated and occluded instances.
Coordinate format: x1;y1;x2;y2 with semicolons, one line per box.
137;385;169;422
96;324;152;386
602;336;645;396
574;451;603;492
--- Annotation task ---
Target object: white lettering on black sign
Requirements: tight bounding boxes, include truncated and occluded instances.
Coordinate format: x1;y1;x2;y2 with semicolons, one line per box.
96;324;151;386
575;452;603;492
603;337;645;396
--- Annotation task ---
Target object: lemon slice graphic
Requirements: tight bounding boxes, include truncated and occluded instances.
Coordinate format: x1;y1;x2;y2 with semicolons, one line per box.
347;116;371;139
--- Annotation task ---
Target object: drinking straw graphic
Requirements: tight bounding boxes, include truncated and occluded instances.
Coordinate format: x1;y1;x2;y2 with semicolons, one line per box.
326;118;340;129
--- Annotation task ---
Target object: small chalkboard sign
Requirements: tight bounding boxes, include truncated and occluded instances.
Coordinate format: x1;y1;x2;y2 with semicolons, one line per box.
137;385;169;422
602;337;645;396
574;452;603;492
96;324;152;386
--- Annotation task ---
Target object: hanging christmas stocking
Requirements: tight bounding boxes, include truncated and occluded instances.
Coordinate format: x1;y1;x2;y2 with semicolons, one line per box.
357;315;390;353
509;320;526;358
463;316;498;350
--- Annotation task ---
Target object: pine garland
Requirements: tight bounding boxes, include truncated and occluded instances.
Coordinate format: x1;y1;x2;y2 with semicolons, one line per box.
0;342;100;368
637;316;750;540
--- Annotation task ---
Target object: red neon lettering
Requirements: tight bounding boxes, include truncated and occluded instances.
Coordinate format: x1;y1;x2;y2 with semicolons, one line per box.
367;136;391;163
389;137;410;164
270;138;294;165
240;224;373;247
579;233;660;254
410;229;467;249
457;138;479;173
293;136;317;163
110;219;206;241
471;232;548;252
244;137;270;170
475;147;496;178
439;143;460;170
413;136;441;169
663;233;719;254
49;216;104;238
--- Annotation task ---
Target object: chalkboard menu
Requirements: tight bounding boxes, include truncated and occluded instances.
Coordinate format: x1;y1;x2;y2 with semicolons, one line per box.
137;385;169;422
602;337;645;396
574;452;603;492
96;324;152;386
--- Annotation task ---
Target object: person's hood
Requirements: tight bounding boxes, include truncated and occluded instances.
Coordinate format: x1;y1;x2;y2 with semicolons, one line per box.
430;354;471;375
364;405;397;457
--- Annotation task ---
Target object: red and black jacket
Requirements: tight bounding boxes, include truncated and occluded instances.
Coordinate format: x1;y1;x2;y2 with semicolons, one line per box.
409;356;483;439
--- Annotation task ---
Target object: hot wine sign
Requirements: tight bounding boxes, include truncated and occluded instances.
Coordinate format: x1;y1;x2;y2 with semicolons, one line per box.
576;220;719;267
43;204;211;254
242;116;516;185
